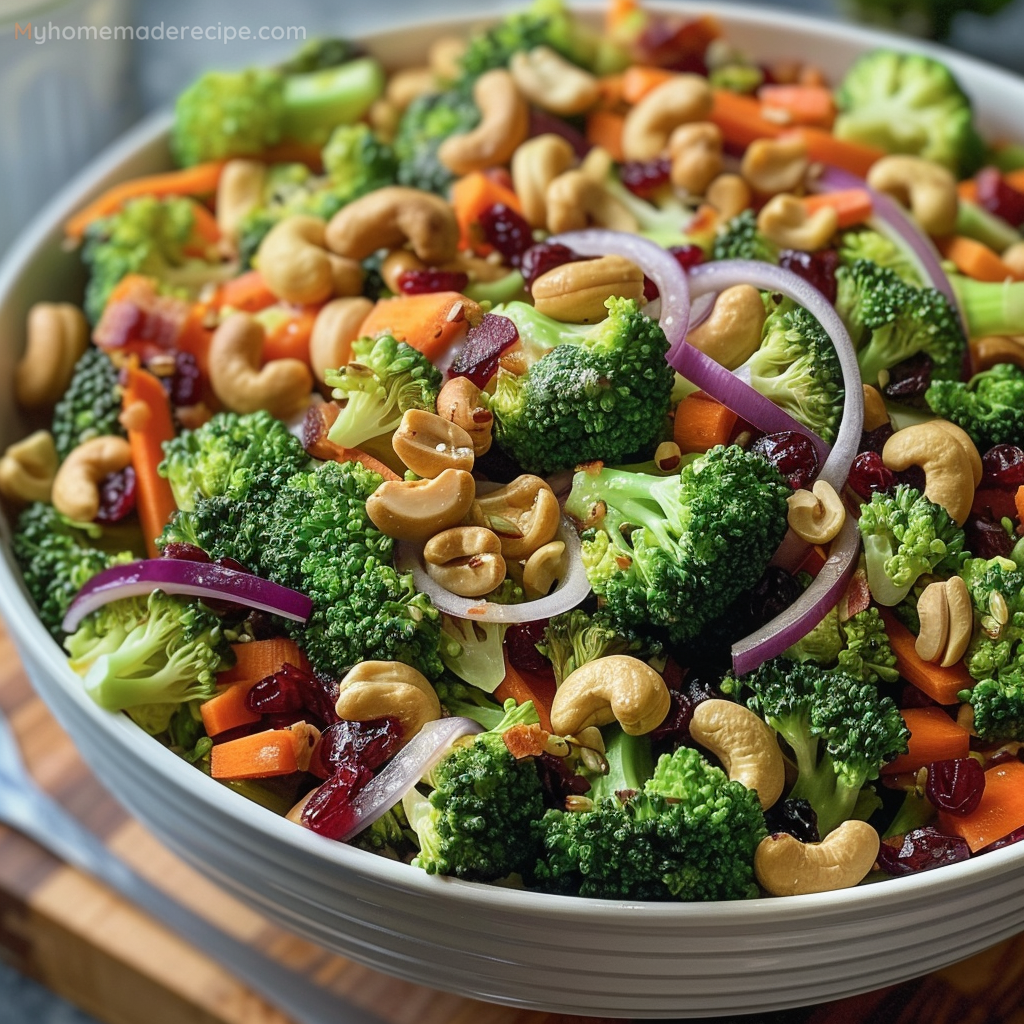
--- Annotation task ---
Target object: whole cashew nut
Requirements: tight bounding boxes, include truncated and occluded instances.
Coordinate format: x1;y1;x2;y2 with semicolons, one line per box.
436;376;493;457
531;254;646;324
757;194;838;252
437;69;530;175
685;284;766;369
668;122;724;196
786;480;846;545
208;313;313;419
522;540;567;599
882;421;977;526
916;576;973;668
309;297;373;387
705;173;753;221
392;408;475;478
472;475;560;561
509;46;600;116
15;303;89;409
866;155;959;237
325;186;459;266
688;699;786;809
970;335;1024;373
932;419;983;488
754;819;880;896
423;526;506;597
366;468;477;543
862;385;890;432
215;159;267;243
0;430;59;505
621;75;714;162
511;134;577;229
741;136;810;197
51;436;132;522
385;67;437;113
546;169;639;235
335;660;441;749
550;655;671;736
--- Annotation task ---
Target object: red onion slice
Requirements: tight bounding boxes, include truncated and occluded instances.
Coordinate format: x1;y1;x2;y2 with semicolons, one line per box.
334;717;484;843
62;559;313;634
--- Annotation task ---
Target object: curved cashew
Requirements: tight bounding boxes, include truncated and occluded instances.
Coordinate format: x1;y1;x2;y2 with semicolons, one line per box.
932;420;982;488
741;136;810;197
621;75;713;162
668;122;723;196
757;194;838;252
256;215;363;306
509;46;600;116
15;303;89;409
392;408;475;478
862;385;890;432
215;159;267;242
917;575;973;668
689;699;785;809
368;98;400;142
325;186;459;265
208;313;312;419
882;422;976;525
51;436;132;522
705;173;753;221
436;377;493;457
437;69;530;175
754;819;880;896
522;540;566;599
943;575;974;668
531;254;646;324
685;284;765;369
385;67;436;113
366;468;477;543
335;661;441;749
546;169;639;235
970;335;1024;373
551;655;671;736
423;526;506;597
786;480;846;545
0;431;59;505
511;134;576;229
866;155;958;237
309;297;373;387
428;35;466;82
473;475;560;561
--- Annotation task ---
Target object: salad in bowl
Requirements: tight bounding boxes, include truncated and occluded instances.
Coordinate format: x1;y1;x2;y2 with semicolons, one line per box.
4;0;1024;915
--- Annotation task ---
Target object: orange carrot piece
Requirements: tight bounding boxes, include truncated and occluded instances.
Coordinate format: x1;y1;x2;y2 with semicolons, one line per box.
596;73;626;110
881;706;971;775
937;235;1015;283
803;188;874;230
200;681;262;737
1016;485;1024;529
493;651;555;733
358;292;479;363
327;445;403;481
121;365;178;558
585;110;627;162
621;65;677;105
877;607;974;705
790;127;885;180
215;270;280;313
210;728;299;780
794;544;829;578
606;0;640;32
940;761;1024;852
451;172;522;253
757;84;836;129
710;89;785;149
187;201;221;246
261;307;319;365
673;392;738;453
257;142;324;172
219;639;310;685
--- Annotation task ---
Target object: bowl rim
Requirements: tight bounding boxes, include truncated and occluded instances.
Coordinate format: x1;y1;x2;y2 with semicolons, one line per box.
2;0;1024;924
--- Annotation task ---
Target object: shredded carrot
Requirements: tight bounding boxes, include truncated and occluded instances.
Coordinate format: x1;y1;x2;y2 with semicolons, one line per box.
451;171;522;254
585;110;626;162
710;89;785;149
881;706;971;775
493;651;555;733
358;292;480;363
214;270;280;313
672;392;738;453
803;189;874;230
877;607;974;705
210;728;299;780
219;639;310;685
261;307;319;365
200;681;262;737
621;65;677;105
940;761;1024;852
757;84;835;129
937;235;1015;283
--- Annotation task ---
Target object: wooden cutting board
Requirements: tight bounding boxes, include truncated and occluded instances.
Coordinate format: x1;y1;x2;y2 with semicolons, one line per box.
2;614;1024;1024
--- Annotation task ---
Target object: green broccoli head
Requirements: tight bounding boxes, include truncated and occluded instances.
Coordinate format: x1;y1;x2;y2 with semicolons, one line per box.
321;123;398;201
50;347;125;461
432;675;508;731
833;49;985;176
837;607;900;685
857;484;966;606
348;803;417;861
784;604;843;666
394;89;480;195
925;363;1024;451
324;334;442;451
838;229;922;286
565;445;791;646
711;209;779;264
490;297;674;474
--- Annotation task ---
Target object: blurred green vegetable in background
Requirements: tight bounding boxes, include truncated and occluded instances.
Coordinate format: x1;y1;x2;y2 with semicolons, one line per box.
843;0;1018;41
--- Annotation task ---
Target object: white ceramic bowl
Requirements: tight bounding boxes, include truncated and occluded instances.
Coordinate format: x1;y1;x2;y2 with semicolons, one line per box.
3;5;1024;1018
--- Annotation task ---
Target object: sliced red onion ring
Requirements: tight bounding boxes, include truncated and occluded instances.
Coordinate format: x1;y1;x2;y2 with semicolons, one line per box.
732;516;860;675
334;717;484;843
62;559;313;634
396;515;590;622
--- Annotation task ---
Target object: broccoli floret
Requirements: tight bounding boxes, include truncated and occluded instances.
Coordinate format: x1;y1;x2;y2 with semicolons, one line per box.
81;196;229;323
857;485;966;607
50;347;125;461
404;699;545;881
533;745;766;901
565;445;790;646
837;607;900;685
784;604;843;666
12;503;135;638
735;297;844;444
432;676;507;731
324;334;442;451
489;297;673;474
711;210;779;264
348;803;417;861
733;658;909;835
585;724;655;805
438;580;523;693
925;363;1024;451
277;37;365;75
832;49;985;176
171;54;384;166
951;275;1024;340
321;123;398;198
393;89;480;195
838;229;922;286
602;169;696;248
834;258;966;387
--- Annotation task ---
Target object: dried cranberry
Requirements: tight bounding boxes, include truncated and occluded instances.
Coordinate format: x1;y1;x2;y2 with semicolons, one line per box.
620;157;672;199
300;762;375;840
901;682;937;709
167;351;202;407
215;555;250;575
635;12;715;73
506;620;552;675
975;166;1024;228
877;826;971;876
309;716;403;780
747;566;804;627
94;466;137;523
161;542;211;562
478;203;534;266
521;243;587;292
448;313;519;388
643;275;659;303
778;249;839;305
981;444;1024;489
536;751;591;809
981;824;1024;853
882;353;933;403
245;663;340;731
860;424;895;456
397;269;469;295
669;244;704;271
763;798;820;844
925;757;985;816
650;673;719;749
847;451;897;502
964;511;1015;560
527;110;589;159
748;431;819;489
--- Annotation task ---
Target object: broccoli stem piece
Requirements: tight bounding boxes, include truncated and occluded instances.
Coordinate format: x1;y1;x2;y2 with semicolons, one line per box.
586;725;654;804
955;200;1023;255
278;58;385;143
952;275;1024;339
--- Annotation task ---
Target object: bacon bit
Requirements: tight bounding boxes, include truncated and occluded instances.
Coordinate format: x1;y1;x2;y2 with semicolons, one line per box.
467;604;489;616
838;568;870;621
503;723;550;759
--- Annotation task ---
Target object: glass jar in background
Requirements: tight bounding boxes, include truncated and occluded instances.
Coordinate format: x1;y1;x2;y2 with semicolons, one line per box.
0;0;137;255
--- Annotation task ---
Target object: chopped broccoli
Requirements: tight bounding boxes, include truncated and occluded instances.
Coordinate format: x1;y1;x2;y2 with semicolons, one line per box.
837;607;900;685
832;49;985;176
533;744;767;901
432;676;508;731
844;0;1016;43
838;229;922;286
711;210;778;264
784;604;843;666
956;199;1024;254
277;37;365;75
732;658;909;835
393;89;480;195
324;335;442;451
951;275;1024;340
925;363;1024;451
50;347;125;461
564;445;790;646
857;485;966;607
404;699;545;881
602;169;696;248
585;724;655;804
438;580;523;693
349;803;417;861
171;53;384;166
489;296;674;474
